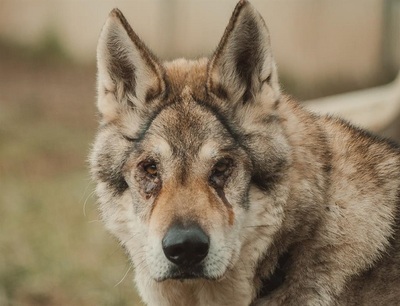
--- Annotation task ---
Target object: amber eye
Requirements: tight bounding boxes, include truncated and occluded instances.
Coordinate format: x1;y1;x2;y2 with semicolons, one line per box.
143;162;158;177
210;158;233;188
214;159;230;173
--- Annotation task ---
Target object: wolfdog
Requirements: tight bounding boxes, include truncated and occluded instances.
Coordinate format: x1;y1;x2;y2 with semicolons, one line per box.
90;1;400;305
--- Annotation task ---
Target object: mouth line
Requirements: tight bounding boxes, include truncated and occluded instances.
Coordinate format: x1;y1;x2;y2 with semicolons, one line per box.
155;268;222;282
156;274;220;282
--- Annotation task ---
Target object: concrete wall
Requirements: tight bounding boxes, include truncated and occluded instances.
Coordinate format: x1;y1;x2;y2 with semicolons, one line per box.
0;0;397;95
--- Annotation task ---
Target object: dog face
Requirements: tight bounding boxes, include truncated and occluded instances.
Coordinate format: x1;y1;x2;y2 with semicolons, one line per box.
123;93;254;280
91;0;289;283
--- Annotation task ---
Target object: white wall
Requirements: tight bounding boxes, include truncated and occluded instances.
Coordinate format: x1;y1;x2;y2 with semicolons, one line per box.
0;0;394;89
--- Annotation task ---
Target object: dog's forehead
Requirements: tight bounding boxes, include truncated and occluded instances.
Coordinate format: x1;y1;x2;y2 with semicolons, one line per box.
163;58;209;99
148;95;232;159
139;58;236;159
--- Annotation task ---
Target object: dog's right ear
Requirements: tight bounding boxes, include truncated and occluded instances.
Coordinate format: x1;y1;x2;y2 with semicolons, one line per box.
96;9;166;123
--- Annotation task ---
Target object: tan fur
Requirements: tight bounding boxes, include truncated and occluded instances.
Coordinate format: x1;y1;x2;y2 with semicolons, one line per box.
90;1;400;305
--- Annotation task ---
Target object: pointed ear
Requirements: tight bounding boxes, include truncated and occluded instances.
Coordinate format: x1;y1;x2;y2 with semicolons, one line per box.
207;0;280;104
96;9;166;122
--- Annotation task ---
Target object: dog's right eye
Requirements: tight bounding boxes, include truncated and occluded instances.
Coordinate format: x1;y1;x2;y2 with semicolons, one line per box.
143;162;158;177
137;160;161;199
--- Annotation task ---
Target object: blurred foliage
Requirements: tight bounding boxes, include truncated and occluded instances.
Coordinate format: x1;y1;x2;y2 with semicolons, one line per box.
35;29;70;61
0;28;69;64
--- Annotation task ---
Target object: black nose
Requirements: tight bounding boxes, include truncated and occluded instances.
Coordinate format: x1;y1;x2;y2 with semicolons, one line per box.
162;223;210;267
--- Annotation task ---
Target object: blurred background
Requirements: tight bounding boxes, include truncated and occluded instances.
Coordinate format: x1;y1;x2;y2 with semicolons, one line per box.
0;0;399;305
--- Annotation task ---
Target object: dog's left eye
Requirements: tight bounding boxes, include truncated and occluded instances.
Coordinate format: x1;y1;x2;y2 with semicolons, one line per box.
214;160;230;173
210;158;233;188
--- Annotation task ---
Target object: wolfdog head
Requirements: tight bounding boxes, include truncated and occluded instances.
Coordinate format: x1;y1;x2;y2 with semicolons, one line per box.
91;0;290;284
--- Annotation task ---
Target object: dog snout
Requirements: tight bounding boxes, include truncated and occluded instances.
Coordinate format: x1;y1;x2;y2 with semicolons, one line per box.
162;223;210;267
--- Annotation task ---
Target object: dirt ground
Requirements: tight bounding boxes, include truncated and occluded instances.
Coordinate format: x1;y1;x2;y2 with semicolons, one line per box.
0;45;398;306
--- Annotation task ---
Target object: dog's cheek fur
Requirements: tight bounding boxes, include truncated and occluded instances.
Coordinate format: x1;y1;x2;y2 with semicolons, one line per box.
90;127;130;196
91;130;158;284
239;87;291;178
90;126;147;240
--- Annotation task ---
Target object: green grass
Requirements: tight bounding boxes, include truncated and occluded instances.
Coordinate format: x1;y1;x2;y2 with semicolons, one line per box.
0;47;143;305
0;174;141;305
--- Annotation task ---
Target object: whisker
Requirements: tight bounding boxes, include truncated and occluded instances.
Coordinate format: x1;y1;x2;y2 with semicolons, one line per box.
114;265;132;287
79;181;93;204
88;219;101;223
82;189;96;217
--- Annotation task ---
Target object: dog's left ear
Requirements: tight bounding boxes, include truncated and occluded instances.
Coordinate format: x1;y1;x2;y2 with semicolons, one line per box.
207;0;280;105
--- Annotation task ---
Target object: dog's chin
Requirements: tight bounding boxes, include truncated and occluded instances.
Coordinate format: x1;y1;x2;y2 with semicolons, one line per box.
155;265;224;282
